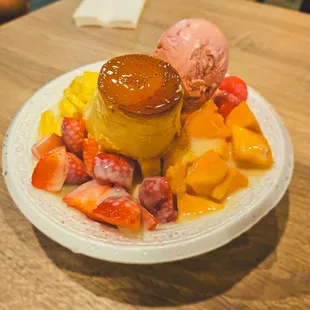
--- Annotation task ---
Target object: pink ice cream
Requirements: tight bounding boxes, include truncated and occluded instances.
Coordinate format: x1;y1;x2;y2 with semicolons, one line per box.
154;18;229;111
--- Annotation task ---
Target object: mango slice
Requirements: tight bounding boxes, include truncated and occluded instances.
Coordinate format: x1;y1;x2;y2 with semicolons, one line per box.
185;150;229;197
232;126;273;168
177;193;224;223
226;101;261;133
139;158;161;177
39;110;62;138
59;71;99;117
166;163;187;194
185;100;231;139
211;167;248;201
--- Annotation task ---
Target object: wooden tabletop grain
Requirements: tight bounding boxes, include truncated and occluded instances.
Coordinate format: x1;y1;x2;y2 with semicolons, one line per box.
1;0;310;309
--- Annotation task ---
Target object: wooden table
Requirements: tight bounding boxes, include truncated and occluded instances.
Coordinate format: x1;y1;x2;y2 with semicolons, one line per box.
1;0;310;309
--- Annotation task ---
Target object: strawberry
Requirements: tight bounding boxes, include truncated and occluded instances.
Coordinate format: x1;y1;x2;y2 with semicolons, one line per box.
139;177;176;223
82;138;99;177
31;133;64;159
141;207;158;230
213;91;241;118
94;153;134;188
94;195;141;230
63;180;111;220
61;117;87;153
219;76;248;101
32;146;67;192
66;153;90;185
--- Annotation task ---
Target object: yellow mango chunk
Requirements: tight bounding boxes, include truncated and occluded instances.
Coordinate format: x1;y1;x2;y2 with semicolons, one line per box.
166;163;187;194
59;72;99;118
39;110;62;138
177;193;224;223
83;71;99;89
232;126;273;168
185;100;231;139
139;158;161;177
211;167;248;201
226;101;261;133
185;150;229;197
59;98;80;117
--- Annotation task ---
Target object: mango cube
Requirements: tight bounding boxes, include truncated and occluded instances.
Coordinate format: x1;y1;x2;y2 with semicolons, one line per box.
232;126;273;168
211;167;248;201
185;150;229;197
185;100;231;139
226;101;261;133
39;110;61;138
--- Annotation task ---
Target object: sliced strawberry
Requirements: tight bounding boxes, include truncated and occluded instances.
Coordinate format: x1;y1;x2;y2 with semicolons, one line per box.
139;177;176;223
219;76;248;101
61;117;87;153
94;153;134;188
63;180;110;220
31;133;64;159
94;195;141;230
213;91;241;118
32;146;67;192
82;138;99;177
65;153;90;185
141;207;158;230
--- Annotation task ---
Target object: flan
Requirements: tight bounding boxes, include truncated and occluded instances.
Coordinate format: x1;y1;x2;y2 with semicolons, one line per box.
85;54;184;159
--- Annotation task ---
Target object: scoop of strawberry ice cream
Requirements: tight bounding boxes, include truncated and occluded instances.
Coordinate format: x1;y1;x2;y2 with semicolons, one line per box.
154;18;229;111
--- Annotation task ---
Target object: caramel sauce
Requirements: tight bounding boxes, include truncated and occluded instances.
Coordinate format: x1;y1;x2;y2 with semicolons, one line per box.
98;54;183;115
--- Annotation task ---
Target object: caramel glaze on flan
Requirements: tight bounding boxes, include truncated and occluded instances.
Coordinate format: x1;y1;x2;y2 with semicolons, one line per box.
85;54;184;160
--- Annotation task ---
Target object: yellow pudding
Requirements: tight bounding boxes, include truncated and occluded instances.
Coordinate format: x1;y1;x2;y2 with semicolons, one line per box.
85;54;183;159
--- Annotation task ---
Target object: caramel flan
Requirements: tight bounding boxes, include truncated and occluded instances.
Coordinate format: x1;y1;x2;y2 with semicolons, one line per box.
85;54;184;159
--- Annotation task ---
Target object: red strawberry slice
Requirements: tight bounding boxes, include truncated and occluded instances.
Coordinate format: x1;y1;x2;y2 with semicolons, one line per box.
65;153;90;185
139;177;176;223
213;91;241;118
94;153;134;188
32;146;67;192
63;180;110;220
219;76;248;101
94;195;141;230
82;138;99;177
141;207;158;230
61;117;87;153
31;133;64;159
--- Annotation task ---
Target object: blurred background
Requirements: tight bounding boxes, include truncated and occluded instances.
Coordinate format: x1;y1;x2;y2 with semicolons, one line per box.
0;0;309;25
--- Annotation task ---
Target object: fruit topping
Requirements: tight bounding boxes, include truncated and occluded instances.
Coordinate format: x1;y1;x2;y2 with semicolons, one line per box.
185;100;231;139
225;101;261;133
94;195;141;231
219;76;248;101
232;126;273;168
211;167;248;201
94;153;134;188
31;133;64;159
32;146;67;192
39;110;62;138
65;153;90;185
62;180;110;220
82;138;99;177
61;117;87;153
185;150;229;197
139;176;176;223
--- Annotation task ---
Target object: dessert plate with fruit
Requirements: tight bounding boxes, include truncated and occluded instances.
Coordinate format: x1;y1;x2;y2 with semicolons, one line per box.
3;19;293;264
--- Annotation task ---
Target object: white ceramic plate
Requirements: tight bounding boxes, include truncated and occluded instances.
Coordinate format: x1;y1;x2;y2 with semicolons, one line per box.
2;61;293;264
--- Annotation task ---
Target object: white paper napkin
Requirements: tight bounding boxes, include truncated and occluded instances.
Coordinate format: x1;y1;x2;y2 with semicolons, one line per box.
73;0;146;29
